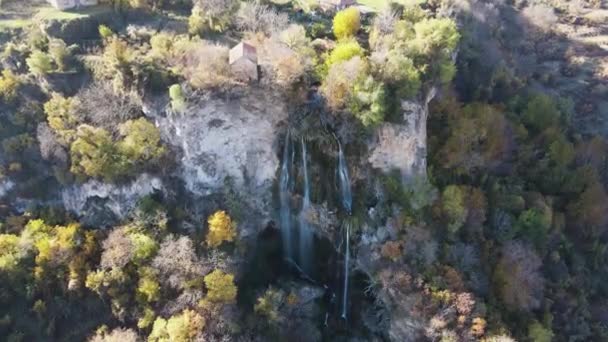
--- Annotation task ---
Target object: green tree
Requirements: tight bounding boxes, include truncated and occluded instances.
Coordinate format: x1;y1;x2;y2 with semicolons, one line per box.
26;51;53;76
325;40;363;68
349;75;387;127
169;84;186;112
70;125;127;181
149;309;205;342
117;118;166;165
382;50;421;98
0;69;21;102
522;94;560;133
333;7;360;40
528;321;554;342
204;269;237;303
442;185;467;234
48;39;72;72
44;93;80;144
98;25;114;40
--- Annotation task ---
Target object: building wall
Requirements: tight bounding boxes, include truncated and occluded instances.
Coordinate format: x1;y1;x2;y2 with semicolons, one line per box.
231;59;258;82
47;0;98;10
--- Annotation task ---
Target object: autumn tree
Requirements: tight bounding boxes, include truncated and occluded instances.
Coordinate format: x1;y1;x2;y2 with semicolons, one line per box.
148;309;205;342
333;7;360;40
206;210;236;248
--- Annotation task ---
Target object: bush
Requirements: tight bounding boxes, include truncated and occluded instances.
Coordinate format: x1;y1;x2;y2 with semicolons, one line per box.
333;7;360;40
0;69;20;102
349;75;387;126
204;269;237;303
44;93;81;145
206;210;236;248
48;39;72;72
169;84;186;112
70;125;127;181
442;185;467;234
98;25;114;40
321;56;365;110
176;42;232;90
26;51;53;76
116;118;166;165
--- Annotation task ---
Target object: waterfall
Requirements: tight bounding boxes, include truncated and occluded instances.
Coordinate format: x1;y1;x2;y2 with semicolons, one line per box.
279;132;292;260
298;139;313;274
337;142;352;320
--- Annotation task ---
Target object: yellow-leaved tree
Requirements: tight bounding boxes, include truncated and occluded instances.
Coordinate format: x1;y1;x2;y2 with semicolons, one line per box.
206;210;236;248
332;7;360;40
203;269;237;303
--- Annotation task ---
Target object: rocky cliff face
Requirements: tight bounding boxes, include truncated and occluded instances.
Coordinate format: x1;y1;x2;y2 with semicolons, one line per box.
51;89;288;225
151;91;287;196
61;173;163;226
368;88;437;180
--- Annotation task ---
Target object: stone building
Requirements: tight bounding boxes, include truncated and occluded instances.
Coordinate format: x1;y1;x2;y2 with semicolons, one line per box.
229;42;258;82
47;0;98;11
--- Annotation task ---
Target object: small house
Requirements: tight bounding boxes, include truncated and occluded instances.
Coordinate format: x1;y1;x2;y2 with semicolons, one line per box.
47;0;98;11
229;42;258;82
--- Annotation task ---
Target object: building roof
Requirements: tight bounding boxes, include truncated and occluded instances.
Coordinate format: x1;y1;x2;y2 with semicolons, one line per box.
229;42;258;65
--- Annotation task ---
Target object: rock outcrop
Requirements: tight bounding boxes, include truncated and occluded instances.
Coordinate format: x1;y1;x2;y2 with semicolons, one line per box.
151;90;288;204
61;173;163;226
368;89;437;179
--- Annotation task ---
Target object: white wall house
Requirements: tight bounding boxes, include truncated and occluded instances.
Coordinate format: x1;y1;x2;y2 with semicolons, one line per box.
47;0;98;10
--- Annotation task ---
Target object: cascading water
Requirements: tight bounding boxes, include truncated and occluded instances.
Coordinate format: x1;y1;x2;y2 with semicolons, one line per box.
337;142;352;320
279;132;293;261
299;139;314;274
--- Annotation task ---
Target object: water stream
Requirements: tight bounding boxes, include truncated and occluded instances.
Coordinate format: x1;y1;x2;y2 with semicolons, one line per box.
337;142;352;321
299;139;313;274
279;132;292;260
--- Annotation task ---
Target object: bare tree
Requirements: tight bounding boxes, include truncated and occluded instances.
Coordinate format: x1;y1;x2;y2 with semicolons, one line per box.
236;2;288;35
89;327;139;342
37;123;68;165
100;227;134;270
77;82;142;131
152;235;208;290
496;241;544;311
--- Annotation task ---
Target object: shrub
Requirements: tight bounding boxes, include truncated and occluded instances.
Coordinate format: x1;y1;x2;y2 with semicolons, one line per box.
44;93;81;145
349;75;387;126
98;25;114;40
206;210;236;248
0;69;20;102
321;56;365;110
333;7;360;40
442;185;467;234
116;118;166;165
522;94;560;133
528;321;554;342
48;39;72;72
26;51;53;76
169;84;186;112
189;0;238;34
175;41;232;90
69;125;127;181
150;33;173;59
204;269;237;303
